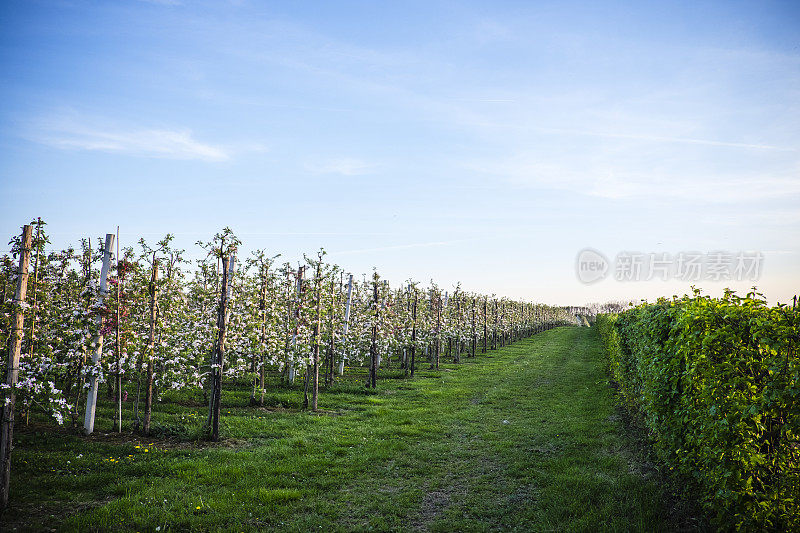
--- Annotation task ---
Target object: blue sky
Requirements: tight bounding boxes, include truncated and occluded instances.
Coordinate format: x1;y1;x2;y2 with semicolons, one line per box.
1;0;798;305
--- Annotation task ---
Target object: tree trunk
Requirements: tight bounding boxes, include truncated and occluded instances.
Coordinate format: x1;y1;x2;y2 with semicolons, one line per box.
143;261;158;436
483;297;488;353
410;293;417;378
453;295;460;364
302;365;310;409
325;276;337;386
289;266;304;385
0;225;32;509
251;265;269;406
369;279;378;388
71;241;91;425
115;264;122;435
337;274;353;375
258;266;268;406
433;293;441;370
311;261;322;411
493;300;498;350
500;303;505;347
208;255;234;441
471;298;476;358
283;268;292;384
26;219;42;364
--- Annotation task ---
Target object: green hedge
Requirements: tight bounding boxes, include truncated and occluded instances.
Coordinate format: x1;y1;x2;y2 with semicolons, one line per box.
597;291;799;530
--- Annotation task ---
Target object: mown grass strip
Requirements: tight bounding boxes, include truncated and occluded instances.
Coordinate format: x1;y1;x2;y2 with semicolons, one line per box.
4;327;693;532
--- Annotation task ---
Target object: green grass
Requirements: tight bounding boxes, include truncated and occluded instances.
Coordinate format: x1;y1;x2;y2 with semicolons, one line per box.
2;327;697;531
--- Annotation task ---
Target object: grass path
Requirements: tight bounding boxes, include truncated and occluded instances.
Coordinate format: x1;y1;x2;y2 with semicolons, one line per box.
5;327;690;531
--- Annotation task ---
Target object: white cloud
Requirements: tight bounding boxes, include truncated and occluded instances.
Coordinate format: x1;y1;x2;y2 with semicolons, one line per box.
540;128;796;152
304;157;373;176
27;115;229;161
701;210;800;228
463;156;800;203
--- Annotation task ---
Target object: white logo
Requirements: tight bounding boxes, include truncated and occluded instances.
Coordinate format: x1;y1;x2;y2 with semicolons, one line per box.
576;248;609;284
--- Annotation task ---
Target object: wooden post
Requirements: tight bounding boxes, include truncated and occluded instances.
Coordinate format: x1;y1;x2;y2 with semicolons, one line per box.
83;233;115;435
0;225;32;509
337;274;353;375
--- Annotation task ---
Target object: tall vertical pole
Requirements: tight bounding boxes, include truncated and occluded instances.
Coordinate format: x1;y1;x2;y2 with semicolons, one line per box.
115;226;122;432
283;266;292;383
493;300;498;350
288;266;304;384
449;291;456;362
311;259;322;411
471;298;476;358
369;276;379;388
83;233;115;435
325;275;337;386
142;261;158;436
26;218;43;360
337;274;353;375
410;291;417;377
209;254;234;441
500;302;505;347
482;297;488;353
403;284;410;375
256;262;269;405
0;225;32;508
431;290;441;370
435;292;441;369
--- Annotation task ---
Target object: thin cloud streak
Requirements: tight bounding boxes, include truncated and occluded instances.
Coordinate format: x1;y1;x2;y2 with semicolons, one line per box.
304;157;374;176
41;128;227;161
541;128;797;152
465;156;800;203
27;115;229;161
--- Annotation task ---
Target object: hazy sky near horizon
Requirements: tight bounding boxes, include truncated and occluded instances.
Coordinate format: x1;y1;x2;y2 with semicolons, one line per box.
1;0;798;305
